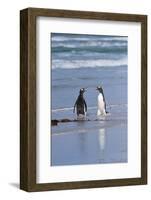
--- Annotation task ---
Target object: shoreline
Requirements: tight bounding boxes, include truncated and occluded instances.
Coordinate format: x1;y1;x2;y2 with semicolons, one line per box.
51;118;107;126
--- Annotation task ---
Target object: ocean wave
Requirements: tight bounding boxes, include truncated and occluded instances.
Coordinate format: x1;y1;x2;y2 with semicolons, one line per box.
52;58;127;69
52;41;127;48
51;33;128;69
51;34;127;42
52;45;127;54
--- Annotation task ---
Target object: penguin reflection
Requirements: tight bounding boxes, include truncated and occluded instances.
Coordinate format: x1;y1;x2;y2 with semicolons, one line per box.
98;128;105;151
73;88;87;119
98;127;106;163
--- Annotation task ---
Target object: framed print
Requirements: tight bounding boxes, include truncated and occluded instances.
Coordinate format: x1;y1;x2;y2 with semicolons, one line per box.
20;8;147;191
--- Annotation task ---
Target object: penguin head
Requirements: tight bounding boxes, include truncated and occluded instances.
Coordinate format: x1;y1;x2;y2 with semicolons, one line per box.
79;88;86;94
96;86;103;93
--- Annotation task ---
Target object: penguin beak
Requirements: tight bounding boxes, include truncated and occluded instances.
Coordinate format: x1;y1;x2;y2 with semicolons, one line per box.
80;88;86;93
96;86;102;90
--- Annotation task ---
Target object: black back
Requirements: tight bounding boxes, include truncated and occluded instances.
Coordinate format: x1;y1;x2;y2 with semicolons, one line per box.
74;91;87;115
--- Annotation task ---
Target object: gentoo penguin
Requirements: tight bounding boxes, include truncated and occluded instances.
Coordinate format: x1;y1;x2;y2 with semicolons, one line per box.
73;88;87;118
96;86;107;116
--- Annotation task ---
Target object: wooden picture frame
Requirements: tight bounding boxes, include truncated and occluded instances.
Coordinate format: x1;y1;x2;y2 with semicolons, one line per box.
20;7;147;192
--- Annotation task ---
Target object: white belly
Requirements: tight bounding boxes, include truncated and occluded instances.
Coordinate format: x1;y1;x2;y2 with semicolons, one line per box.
97;94;106;116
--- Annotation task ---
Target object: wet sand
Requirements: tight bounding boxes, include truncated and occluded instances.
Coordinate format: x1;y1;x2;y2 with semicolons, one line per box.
51;105;127;166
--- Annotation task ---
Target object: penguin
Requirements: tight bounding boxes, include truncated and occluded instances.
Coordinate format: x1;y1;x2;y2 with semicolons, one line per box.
73;88;87;118
96;86;107;116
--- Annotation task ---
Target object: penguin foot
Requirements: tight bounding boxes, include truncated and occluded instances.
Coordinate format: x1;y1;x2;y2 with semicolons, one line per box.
77;114;86;121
